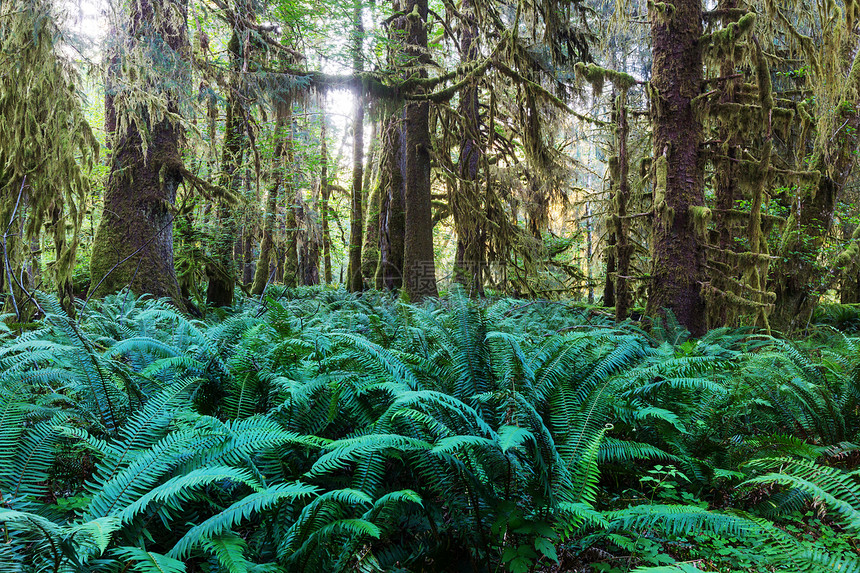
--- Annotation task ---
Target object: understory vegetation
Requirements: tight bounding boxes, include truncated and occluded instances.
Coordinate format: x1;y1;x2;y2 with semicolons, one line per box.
2;288;860;572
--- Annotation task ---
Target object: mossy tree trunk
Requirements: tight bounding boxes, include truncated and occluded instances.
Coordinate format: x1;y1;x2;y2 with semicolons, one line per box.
709;2;741;328
612;90;632;321
770;26;860;331
644;0;707;336
402;0;438;301
362;121;382;282
346;0;365;292
452;0;485;297
282;118;299;288
375;116;406;289
90;0;189;307
320;114;333;284
771;175;838;331
250;107;289;296
206;30;246;307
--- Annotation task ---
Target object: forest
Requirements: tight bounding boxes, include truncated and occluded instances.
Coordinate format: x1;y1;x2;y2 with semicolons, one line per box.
2;0;860;570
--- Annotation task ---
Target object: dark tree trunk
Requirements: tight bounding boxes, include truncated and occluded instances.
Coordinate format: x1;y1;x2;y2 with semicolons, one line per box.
402;0;438;300
645;0;706;336
375;116;406;290
206;90;243;306
613;91;632;321
90;0;188;307
452;0;485;296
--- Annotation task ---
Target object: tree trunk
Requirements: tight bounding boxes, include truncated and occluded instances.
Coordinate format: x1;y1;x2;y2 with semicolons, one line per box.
362;121;381;282
771;176;838;330
375;116;406;290
645;0;706;336
402;0;438;300
90;0;188;307
613;91;632;321
251;109;288;296
346;0;365;292
452;0;485;297
320;114;333;284
206;31;246;307
282;119;299;288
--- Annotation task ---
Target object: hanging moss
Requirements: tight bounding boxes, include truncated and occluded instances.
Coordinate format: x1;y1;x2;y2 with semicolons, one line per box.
689;206;712;239
701;13;756;63
574;63;636;94
653;154;673;231
753;39;773;111
649;1;676;24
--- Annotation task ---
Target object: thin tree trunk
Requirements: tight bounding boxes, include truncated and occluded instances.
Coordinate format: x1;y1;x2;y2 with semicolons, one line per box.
250;108;288;295
613;91;632;321
362;120;381;282
346;0;365;292
206;30;246;307
282;118;299;288
320;114;333;284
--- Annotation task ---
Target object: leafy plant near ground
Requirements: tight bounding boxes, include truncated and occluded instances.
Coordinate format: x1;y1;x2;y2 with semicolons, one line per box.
0;288;859;572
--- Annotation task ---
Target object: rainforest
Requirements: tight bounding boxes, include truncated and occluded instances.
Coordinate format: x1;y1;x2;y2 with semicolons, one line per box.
2;0;860;570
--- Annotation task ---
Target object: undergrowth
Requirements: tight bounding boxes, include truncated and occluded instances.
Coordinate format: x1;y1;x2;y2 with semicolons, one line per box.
1;286;859;572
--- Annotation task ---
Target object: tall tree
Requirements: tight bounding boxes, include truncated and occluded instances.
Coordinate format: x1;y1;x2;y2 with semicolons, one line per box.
452;0;485;296
205;22;248;307
644;0;707;335
90;0;190;306
401;0;438;300
250;102;289;295
346;0;366;292
0;0;97;316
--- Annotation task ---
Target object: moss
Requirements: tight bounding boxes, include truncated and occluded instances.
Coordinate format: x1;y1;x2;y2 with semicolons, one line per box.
654;154;668;206
836;241;860;268
689;205;712;239
649;1;676;23
653;154;674;231
575;63;636;93
702;12;756;62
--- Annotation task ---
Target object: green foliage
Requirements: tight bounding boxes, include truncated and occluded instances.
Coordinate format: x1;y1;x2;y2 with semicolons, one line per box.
1;288;859;571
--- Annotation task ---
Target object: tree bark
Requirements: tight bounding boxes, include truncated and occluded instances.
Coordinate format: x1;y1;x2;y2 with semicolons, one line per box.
613;91;632;321
402;0;438;300
645;0;707;336
346;0;365;292
375;116;406;289
206;30;246;307
90;0;188;307
452;0;485;297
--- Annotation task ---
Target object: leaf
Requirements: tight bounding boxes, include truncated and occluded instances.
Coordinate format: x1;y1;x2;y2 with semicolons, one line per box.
534;537;558;563
113;546;186;573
